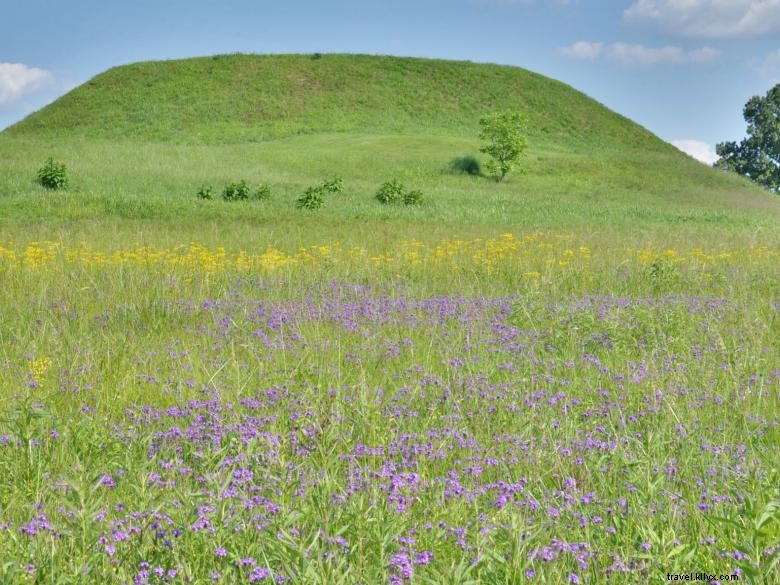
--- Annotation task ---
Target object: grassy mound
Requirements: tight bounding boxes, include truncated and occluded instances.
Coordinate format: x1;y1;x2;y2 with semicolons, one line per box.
0;53;776;233
8;53;670;149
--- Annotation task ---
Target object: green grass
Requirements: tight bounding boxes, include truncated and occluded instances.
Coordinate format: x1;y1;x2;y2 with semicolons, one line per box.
0;53;778;584
6;53;667;147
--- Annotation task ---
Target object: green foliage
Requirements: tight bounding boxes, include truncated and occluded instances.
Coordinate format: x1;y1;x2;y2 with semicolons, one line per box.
295;177;343;211
296;186;324;210
253;183;272;200
448;155;481;176
36;157;68;190
375;179;405;204
222;180;250;201
196;184;214;200
716;83;780;192
403;189;423;206
322;176;344;193
376;179;423;205
479;110;528;182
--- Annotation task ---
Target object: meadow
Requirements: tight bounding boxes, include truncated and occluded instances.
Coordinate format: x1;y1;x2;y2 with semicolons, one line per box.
0;54;779;584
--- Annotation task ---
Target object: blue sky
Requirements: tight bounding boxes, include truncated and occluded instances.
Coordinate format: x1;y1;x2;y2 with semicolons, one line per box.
2;0;779;163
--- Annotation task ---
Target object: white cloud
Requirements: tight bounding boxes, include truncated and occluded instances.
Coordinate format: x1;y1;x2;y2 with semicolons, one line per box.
624;0;780;39
0;63;51;105
671;139;719;165
561;41;720;66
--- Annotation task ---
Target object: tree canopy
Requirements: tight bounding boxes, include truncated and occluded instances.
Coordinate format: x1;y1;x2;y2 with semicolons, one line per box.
715;83;780;192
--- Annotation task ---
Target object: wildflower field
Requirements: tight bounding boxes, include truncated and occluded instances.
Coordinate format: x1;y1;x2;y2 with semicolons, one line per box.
1;230;778;584
2;52;780;585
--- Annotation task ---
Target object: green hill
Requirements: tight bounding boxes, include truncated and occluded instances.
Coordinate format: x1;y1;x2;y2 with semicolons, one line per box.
9;53;667;149
1;53;777;238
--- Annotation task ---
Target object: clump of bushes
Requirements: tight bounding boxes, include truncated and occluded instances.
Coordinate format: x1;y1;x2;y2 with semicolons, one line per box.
36;157;68;190
296;186;324;210
197;181;272;201
222;180;251;201
296;176;344;211
376;179;423;206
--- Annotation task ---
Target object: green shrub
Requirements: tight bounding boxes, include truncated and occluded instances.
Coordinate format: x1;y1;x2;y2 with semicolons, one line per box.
252;184;272;200
323;176;344;193
403;189;424;206
222;180;250;201
295;178;344;211
196;185;214;200
296;186;324;210
376;179;405;204
376;179;423;205
36;158;68;190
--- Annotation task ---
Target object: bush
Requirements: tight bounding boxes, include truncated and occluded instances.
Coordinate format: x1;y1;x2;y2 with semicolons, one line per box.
403;189;424;206
36;158;68;190
448;156;481;176
252;184;272;200
295;177;344;211
296;186;324;210
322;176;344;193
376;179;423;206
222;180;250;201
196;185;214;200
376;179;405;204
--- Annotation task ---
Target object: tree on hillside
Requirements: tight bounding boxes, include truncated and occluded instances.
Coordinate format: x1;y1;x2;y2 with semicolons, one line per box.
479;111;528;182
715;83;780;192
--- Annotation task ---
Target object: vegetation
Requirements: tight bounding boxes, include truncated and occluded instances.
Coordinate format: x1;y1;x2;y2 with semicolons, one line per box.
221;180;251;201
196;184;214;200
296;185;325;210
375;179;405;204
0;53;778;584
716;83;780;192
253;183;272;200
376;179;423;205
36;157;68;190
295;177;345;210
479;110;528;182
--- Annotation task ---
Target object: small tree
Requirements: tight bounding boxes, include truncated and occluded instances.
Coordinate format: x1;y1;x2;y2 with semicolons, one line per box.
479;111;528;182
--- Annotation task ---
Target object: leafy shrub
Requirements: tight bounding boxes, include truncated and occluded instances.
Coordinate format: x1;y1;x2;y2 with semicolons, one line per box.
252;184;272;200
296;186;324;210
36;158;68;190
222;181;250;201
322;176;344;193
295;177;344;211
196;185;214;200
448;156;481;176
376;179;423;206
376;179;405;204
403;189;424;206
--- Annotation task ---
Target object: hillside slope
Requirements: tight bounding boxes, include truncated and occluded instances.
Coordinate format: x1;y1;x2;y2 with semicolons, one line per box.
8;53;669;150
1;53;777;231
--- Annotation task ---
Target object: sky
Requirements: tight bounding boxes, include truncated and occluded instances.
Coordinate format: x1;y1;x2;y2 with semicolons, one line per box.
1;0;779;165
